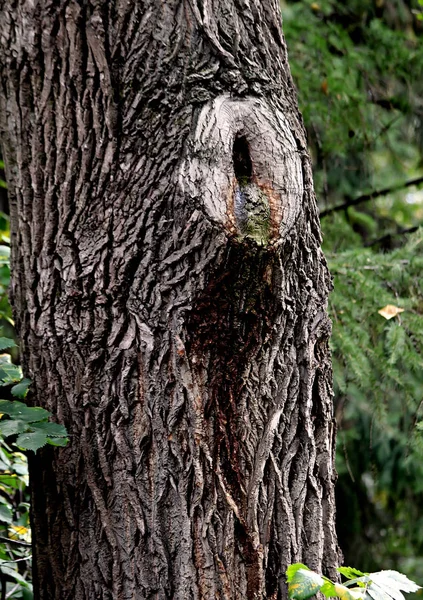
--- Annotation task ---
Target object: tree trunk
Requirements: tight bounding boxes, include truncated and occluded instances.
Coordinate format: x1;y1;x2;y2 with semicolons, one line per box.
0;1;340;598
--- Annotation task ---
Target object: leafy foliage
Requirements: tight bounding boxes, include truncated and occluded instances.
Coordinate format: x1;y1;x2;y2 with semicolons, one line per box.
284;0;423;584
327;229;423;580
286;563;421;600
283;0;423;210
0;401;68;451
0;442;32;599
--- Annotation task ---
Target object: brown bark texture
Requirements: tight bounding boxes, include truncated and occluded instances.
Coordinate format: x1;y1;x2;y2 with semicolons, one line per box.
0;1;340;598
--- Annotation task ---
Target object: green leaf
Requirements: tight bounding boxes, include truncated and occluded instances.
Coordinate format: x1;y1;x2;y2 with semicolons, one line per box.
287;563;311;582
0;563;31;587
322;581;339;597
30;421;68;437
366;585;392;600
370;571;421;594
0;400;51;422
0;361;22;384
338;567;367;580
0;246;10;259
0;474;22;489
0;337;16;351
366;571;421;600
0;504;13;523
0;447;11;468
0;418;27;437
11;378;31;399
287;567;324;600
46;436;69;447
15;431;48;452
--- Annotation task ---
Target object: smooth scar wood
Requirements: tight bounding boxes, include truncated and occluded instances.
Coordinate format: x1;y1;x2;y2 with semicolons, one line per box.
179;95;304;243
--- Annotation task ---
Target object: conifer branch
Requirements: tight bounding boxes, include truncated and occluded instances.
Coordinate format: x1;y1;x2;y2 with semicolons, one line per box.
320;176;423;218
364;226;420;248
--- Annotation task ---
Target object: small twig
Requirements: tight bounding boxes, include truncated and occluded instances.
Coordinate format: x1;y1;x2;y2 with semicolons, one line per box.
320;176;423;218
0;536;31;547
1;556;31;564
364;226;419;248
5;582;21;599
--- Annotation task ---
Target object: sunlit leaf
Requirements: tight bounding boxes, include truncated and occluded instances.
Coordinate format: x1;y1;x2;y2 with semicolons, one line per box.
377;305;404;320
368;571;421;599
334;583;364;600
287;567;324;599
322;581;338;597
338;567;367;580
0;563;31;586
287;564;311;581
366;584;393;600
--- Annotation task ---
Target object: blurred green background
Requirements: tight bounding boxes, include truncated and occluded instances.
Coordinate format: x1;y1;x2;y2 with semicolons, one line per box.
282;0;423;584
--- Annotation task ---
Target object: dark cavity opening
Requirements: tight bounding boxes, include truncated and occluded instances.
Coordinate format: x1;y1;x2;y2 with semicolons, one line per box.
233;135;252;183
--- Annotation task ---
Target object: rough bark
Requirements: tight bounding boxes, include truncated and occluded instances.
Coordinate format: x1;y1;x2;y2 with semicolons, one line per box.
0;1;340;598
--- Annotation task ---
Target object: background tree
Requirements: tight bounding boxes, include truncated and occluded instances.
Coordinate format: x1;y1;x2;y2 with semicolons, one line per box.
0;1;339;598
283;0;423;586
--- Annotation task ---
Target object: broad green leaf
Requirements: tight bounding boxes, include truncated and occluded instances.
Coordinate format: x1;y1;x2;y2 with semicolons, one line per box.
0;245;10;260
19;406;51;422
15;431;48;452
21;588;34;600
288;568;324;600
11;378;31;399
0;504;12;523
0;361;22;384
362;572;422;600
0;563;31;587
0;400;51;422
0;337;16;351
46;436;69;447
0;447;11;468
0;474;22;489
338;567;367;580
321;581;338;597
0;418;27;437
30;421;67;437
366;584;392;600
286;563;311;582
372;586;404;600
12;458;28;476
369;571;421;595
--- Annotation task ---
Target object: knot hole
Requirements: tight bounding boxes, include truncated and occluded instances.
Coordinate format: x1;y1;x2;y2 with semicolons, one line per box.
233;135;252;185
